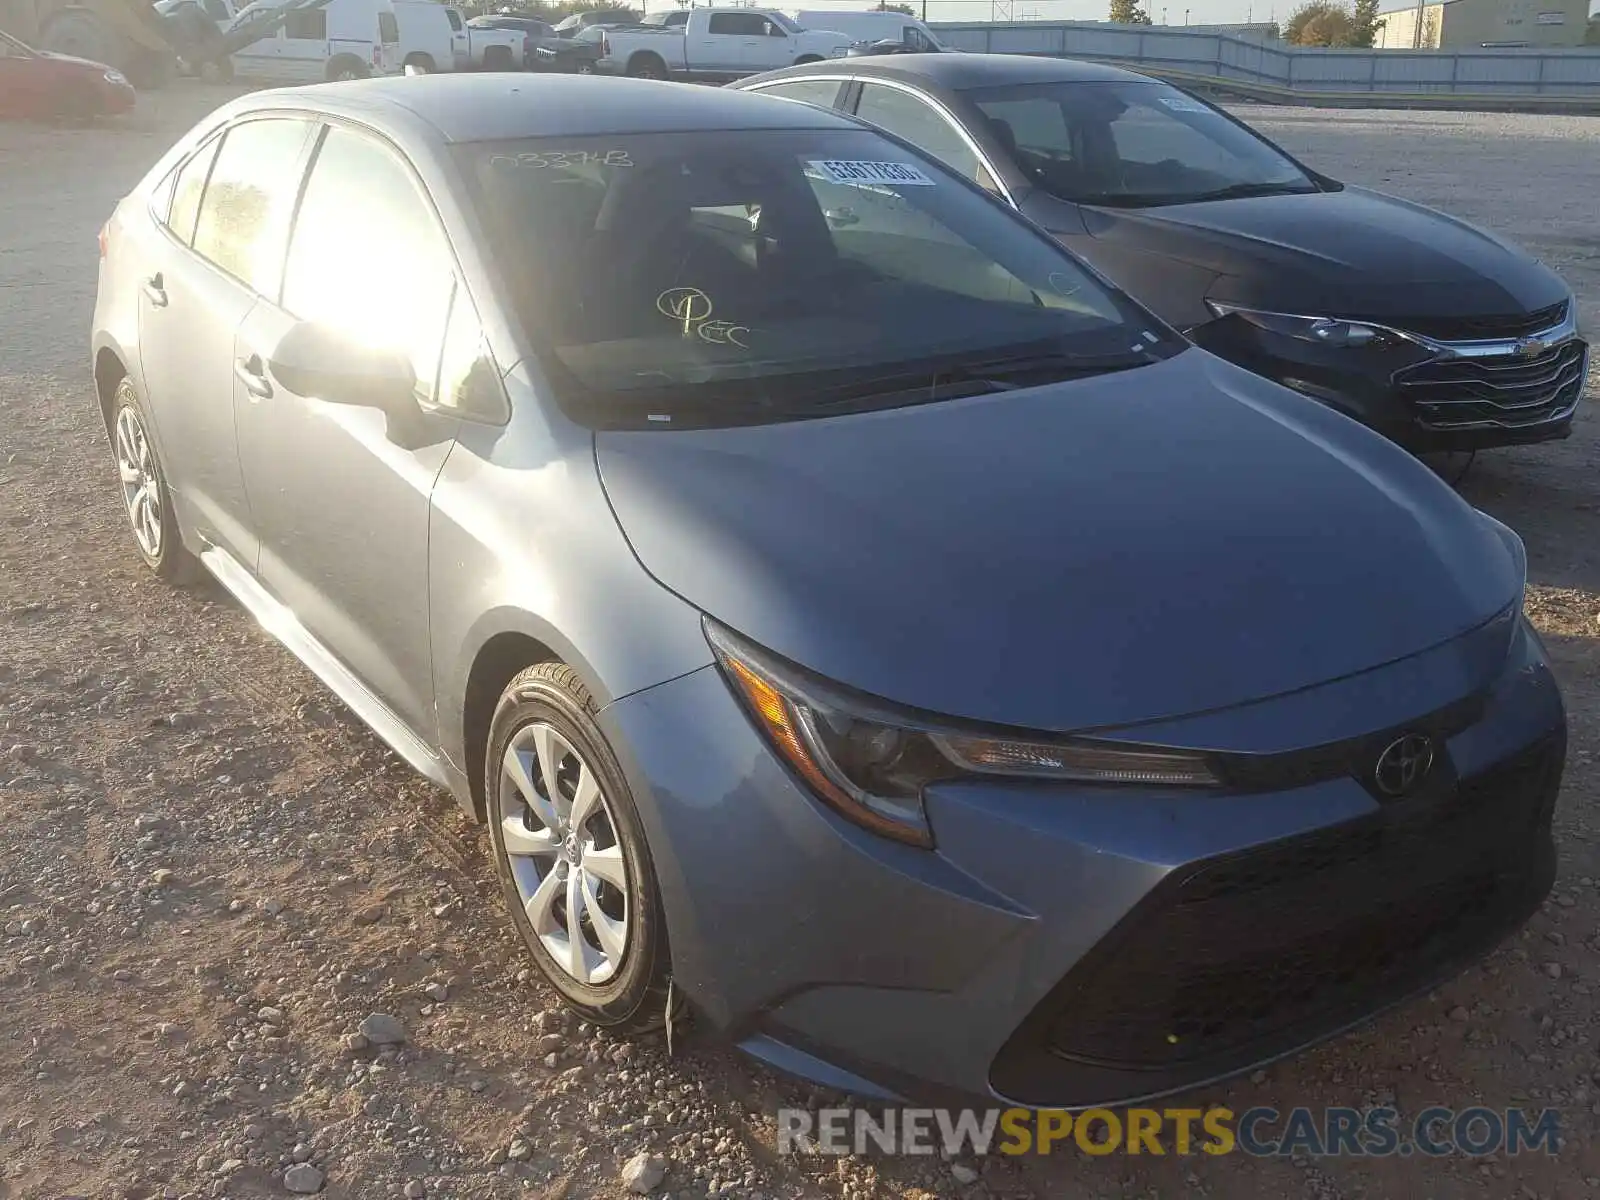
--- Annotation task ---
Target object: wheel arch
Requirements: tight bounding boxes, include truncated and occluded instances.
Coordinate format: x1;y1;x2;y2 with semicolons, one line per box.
324;53;368;81
451;611;619;824
94;344;130;436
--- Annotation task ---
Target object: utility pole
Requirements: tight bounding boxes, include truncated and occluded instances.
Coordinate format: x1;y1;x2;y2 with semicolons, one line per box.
1412;0;1425;45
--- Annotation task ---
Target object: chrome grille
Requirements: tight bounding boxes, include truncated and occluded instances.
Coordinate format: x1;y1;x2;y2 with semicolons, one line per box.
1397;341;1588;432
1388;301;1568;343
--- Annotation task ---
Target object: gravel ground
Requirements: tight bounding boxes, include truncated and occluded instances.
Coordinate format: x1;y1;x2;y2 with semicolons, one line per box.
2;89;1600;1200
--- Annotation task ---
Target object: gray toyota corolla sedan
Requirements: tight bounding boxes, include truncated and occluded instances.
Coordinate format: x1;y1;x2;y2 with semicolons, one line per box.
92;74;1565;1108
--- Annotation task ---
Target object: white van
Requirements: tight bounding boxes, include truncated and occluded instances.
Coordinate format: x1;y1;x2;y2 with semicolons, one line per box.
787;9;945;52
230;0;401;82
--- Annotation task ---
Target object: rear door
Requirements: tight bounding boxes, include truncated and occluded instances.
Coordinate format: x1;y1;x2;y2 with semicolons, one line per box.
233;122;464;735
134;116;317;568
701;10;764;72
445;7;470;67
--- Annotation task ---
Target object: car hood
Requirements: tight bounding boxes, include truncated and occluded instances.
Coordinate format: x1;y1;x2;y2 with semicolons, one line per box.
1083;186;1569;321
595;350;1521;733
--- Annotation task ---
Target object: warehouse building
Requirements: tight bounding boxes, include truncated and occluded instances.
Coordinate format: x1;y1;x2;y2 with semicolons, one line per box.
1375;0;1592;47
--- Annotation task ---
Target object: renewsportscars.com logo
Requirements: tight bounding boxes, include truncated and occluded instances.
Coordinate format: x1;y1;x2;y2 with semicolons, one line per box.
777;1106;1561;1158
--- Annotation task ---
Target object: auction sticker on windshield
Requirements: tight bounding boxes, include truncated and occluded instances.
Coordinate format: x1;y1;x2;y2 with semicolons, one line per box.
807;160;936;186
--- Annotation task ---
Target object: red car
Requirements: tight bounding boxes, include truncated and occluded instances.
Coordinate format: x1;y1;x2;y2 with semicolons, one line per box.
0;27;136;120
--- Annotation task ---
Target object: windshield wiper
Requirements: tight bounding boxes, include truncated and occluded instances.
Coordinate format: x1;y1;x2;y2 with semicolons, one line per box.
1172;181;1319;204
1077;182;1317;209
942;347;1161;386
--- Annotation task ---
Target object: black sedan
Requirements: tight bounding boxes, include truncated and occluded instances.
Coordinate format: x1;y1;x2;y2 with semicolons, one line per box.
735;54;1588;453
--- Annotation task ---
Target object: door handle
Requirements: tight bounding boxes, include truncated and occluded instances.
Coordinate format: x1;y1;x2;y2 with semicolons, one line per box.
234;354;273;400
140;274;167;307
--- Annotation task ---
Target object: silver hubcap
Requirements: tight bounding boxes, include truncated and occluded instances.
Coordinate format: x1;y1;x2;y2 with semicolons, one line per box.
115;406;163;560
500;723;631;985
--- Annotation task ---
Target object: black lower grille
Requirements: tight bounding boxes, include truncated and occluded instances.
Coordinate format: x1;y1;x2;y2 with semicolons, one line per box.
1035;735;1562;1073
1399;341;1587;431
1390;302;1568;342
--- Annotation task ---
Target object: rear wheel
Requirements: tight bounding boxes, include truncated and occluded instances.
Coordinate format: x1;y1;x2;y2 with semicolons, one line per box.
325;55;369;82
486;663;672;1033
110;379;198;585
794;53;823;64
403;52;435;75
625;53;667;80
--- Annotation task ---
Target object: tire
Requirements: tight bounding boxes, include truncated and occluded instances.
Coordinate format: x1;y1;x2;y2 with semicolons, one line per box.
325;55;369;82
403;53;435;75
486;663;672;1034
483;45;515;71
109;379;199;586
625;53;667;80
794;54;823;64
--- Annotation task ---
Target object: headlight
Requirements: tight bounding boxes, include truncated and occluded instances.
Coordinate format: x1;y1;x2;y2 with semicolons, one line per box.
104;69;128;84
706;621;1219;849
1206;302;1387;349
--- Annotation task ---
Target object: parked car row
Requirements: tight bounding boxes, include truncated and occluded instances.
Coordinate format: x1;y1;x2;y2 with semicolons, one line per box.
736;53;1588;452
93;65;1579;1111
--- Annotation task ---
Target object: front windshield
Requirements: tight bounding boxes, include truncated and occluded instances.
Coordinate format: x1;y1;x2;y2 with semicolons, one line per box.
459;128;1178;421
969;81;1317;208
766;10;801;32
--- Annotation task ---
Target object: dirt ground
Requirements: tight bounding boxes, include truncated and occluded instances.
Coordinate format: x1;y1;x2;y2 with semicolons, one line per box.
1;86;1599;1200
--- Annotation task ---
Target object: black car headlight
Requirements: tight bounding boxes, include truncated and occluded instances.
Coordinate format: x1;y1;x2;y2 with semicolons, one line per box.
1206;302;1389;349
706;621;1219;849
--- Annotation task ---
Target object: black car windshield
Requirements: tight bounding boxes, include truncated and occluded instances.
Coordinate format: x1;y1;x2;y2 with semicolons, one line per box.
460;128;1178;421
969;80;1319;208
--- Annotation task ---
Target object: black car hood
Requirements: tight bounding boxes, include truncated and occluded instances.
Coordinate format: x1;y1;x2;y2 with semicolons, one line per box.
596;349;1521;734
1083;186;1570;321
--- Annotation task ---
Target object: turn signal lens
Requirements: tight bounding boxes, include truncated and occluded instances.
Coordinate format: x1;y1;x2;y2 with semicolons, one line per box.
935;734;1218;786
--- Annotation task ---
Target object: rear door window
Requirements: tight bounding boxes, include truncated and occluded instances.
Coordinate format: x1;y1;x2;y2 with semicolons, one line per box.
164;133;222;244
753;78;846;109
191;117;317;296
853;83;1000;194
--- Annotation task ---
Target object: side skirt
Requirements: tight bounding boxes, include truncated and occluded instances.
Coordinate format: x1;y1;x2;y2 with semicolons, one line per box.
199;545;451;790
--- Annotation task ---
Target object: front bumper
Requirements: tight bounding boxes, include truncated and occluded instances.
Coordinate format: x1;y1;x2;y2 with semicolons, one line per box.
1191;308;1588;453
600;614;1564;1108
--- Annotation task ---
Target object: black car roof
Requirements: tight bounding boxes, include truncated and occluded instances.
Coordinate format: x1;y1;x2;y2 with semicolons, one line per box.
250;74;857;142
743;51;1156;92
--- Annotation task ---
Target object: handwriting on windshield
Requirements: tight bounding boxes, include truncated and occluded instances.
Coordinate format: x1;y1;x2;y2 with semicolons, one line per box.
655;287;750;349
488;149;634;169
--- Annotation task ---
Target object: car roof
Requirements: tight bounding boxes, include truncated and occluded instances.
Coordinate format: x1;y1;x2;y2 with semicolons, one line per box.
240;73;858;143
743;51;1155;92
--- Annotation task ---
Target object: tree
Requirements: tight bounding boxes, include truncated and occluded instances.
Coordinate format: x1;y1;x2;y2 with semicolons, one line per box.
1347;0;1379;46
873;1;917;13
1107;0;1153;24
1284;0;1356;45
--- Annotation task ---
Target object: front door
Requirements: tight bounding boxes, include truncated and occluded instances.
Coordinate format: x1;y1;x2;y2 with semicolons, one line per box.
234;122;461;737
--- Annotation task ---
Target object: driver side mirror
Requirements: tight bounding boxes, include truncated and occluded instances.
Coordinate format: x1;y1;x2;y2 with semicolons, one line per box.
268;320;417;415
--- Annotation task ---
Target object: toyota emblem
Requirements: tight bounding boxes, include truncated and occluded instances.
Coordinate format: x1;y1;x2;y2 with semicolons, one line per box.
1373;734;1435;798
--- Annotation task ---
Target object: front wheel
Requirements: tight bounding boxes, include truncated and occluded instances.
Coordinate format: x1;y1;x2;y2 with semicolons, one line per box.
794;54;823;64
486;663;672;1033
110;379;198;585
403;53;435;75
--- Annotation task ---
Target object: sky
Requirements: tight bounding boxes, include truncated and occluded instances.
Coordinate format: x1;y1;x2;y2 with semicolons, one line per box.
648;0;1600;32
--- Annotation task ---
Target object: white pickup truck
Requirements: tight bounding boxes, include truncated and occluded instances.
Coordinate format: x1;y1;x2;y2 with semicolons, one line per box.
592;6;850;83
